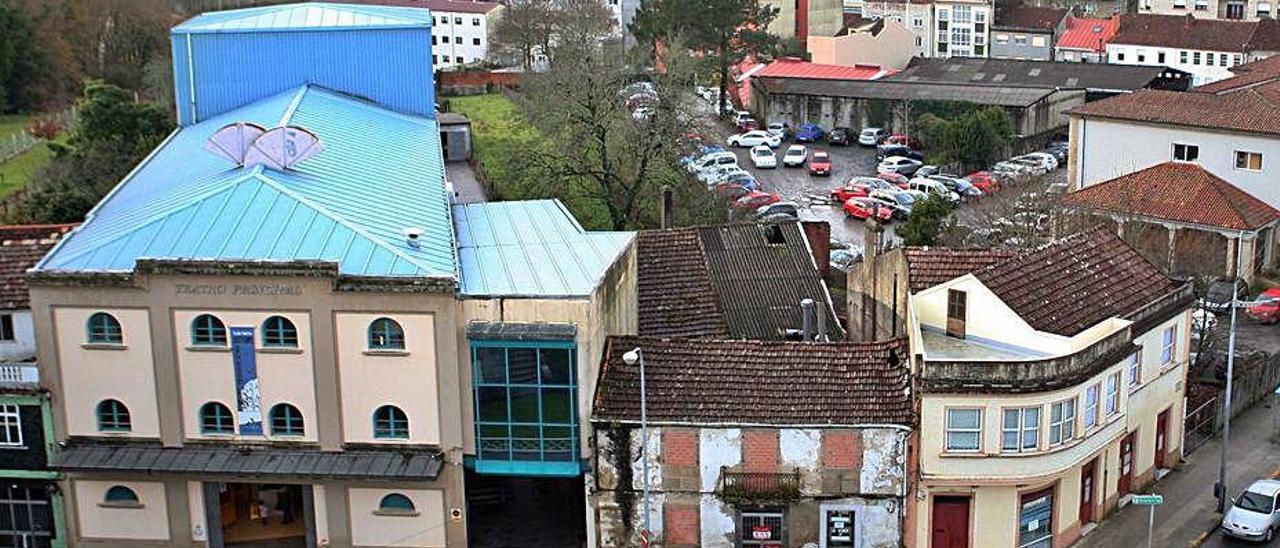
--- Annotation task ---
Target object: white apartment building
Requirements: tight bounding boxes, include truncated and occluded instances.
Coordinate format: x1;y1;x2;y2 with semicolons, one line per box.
934;0;993;57
1105;14;1278;85
1139;0;1274;21
427;0;504;68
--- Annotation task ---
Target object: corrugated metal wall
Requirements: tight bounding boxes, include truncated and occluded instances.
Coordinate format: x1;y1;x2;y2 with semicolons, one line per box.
172;28;435;125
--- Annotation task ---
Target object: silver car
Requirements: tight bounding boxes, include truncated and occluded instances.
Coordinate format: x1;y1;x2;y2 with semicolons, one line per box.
1223;480;1280;542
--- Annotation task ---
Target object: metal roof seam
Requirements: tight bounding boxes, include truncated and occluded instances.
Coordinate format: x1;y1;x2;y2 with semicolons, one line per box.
278;85;311;127
211;178;272;258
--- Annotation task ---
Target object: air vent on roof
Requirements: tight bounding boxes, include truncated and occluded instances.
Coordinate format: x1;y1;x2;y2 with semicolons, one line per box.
403;227;426;249
1092;25;1103;33
1028;68;1042;76
205;123;324;170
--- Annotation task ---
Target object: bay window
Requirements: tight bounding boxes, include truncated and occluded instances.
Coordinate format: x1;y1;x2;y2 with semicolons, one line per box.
472;340;579;474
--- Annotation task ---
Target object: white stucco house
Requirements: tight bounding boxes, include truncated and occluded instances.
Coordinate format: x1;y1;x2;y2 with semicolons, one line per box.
426;0;504;68
1104;14;1280;86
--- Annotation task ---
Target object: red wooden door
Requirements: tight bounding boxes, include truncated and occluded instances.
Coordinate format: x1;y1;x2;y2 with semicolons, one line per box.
931;496;971;548
1119;432;1136;494
1080;458;1097;523
1155;409;1170;469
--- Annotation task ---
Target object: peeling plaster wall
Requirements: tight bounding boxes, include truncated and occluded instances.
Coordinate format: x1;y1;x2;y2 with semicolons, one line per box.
780;428;822;495
630;426;663;491
821;497;902;548
700;493;737;548
699;428;742;493
860;429;906;496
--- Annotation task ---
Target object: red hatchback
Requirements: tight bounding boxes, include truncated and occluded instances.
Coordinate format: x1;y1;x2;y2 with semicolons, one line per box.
885;134;922;149
734;190;782;209
830;182;875;203
1246;288;1280;323
808;150;833;176
715;182;752;200
964;171;1001;194
877;171;909;189
843;197;893;222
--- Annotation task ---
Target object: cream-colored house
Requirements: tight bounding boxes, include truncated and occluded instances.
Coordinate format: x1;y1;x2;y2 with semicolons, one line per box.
849;228;1193;548
808;16;917;70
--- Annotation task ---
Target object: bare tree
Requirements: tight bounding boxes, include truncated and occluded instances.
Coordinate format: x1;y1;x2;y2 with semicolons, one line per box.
491;0;557;70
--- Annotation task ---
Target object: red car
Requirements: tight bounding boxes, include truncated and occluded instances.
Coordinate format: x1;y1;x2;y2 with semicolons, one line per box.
808;150;832;176
830;182;875;203
964;171;1001;194
1246;288;1280;323
715;182;752;200
877;171;909;188
843;197;894;222
736;118;760;132
734;190;781;209
885;134;922;149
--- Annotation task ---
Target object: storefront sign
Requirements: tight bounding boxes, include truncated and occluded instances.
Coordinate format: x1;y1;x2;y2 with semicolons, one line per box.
825;510;854;546
176;283;303;297
752;525;773;540
231;327;263;435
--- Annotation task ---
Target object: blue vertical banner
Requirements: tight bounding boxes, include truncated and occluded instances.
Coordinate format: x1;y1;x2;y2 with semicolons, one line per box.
230;326;263;436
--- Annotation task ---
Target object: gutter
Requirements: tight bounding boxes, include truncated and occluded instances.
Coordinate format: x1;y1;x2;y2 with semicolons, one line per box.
590;419;914;432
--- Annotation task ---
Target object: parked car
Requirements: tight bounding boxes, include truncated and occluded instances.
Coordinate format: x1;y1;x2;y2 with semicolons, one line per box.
830;177;891;202
750;145;777;168
876;144;924;161
699;164;750;185
964;171;1001;194
993;161;1034;180
878;156;923;176
766;122;791;140
1202;278;1249;313
756;200;800;219
687;151;737;174
732;111;753;125
734;190;782;209
1020;152;1059;171
915;165;940;178
830;248;863;272
869;189;916;219
877;172;909;188
1221;479;1280;542
884;134;922;149
678;145;723;169
1009;157;1049;176
719;171;757;189
1044;142;1068;162
715;182;753;200
736;118;760;132
1246;287;1280;323
858;127;888;146
795;123;826;143
828;127;852;146
728;130;782;148
782;144;808;167
930;175;983;200
808;150;832;176
843;197;894;222
909;178;960;206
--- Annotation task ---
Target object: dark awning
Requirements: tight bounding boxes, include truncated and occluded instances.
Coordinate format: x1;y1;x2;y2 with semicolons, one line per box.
55;444;443;481
466;321;577;341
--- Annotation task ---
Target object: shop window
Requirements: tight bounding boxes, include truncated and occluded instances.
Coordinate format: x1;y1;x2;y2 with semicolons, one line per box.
191;314;227;346
262;316;298;348
0;405;21;447
373;405;409;439
1019;489;1054;548
945;408;981;451
368;318;405;350
87;312;123;344
740;508;786;547
97;399;131;432
270;404;305;437
472;341;579;473
200;401;235;435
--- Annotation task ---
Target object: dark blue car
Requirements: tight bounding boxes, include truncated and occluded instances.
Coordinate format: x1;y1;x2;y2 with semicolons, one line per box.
795;123;825;143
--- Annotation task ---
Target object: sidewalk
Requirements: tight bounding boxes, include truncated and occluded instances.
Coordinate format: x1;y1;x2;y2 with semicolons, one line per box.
1076;400;1280;548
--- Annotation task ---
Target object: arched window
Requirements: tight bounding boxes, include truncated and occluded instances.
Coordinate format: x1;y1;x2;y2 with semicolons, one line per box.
270;403;304;437
368;318;405;350
103;486;139;504
199;402;235;435
191;314;227;346
378;493;415;513
87;312;123;344
96;399;131;432
373;405;409;439
262;316;298;348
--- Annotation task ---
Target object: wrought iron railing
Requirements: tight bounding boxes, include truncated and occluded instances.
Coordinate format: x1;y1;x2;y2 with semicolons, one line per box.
718;467;803;504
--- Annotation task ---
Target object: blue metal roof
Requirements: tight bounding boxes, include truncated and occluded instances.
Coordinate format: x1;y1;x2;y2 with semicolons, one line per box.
37;85;454;278
172;3;434;34
453;201;634;298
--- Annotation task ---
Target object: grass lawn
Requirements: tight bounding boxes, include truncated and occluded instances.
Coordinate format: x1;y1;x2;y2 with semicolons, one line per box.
0;143;53;199
0;114;31;142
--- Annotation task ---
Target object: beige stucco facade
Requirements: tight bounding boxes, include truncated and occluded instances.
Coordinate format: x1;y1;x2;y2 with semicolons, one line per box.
808;19;917;70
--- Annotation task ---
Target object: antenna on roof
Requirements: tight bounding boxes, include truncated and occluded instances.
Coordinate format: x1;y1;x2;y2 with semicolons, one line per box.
244;126;324;170
204;122;268;165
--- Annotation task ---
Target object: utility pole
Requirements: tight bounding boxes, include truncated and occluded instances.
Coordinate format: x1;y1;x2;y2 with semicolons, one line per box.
623;348;650;547
1217;231;1244;513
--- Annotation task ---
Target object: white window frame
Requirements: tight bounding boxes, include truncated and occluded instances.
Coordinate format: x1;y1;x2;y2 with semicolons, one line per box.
1235;150;1263;171
945;407;983;452
1083;384;1100;429
1127;350;1142;390
1104;372;1121;416
1049;399;1076;447
0;405;22;447
1002;406;1041;453
1161;325;1177;364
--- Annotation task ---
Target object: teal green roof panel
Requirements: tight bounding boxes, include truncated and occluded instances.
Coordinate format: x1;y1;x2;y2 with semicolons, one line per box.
453;200;634;298
172;3;434;34
38;85;454;279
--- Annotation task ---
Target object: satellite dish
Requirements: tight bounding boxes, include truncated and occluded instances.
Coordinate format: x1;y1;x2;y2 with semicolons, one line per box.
243;126;324;170
204;122;268;165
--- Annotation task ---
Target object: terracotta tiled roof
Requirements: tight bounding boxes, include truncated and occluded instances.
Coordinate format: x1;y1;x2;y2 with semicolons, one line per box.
995;6;1068;31
903;248;1019;292
754;58;895;81
591;336;912;426
1062;162;1280;230
1056;16;1119;52
1109;14;1259;52
0;224;75;310
1068;87;1280;136
973;228;1181;337
1194;55;1280;94
637;223;844;340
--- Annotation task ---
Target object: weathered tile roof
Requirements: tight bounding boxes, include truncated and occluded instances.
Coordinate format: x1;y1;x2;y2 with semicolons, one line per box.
1062;162;1280;230
903;248;1019;292
1194;55;1280;94
592;336;911;426
973;227;1180;336
1109;14;1263;52
0;224;75;310
1068;87;1280;136
637;222;844;340
994;6;1068;31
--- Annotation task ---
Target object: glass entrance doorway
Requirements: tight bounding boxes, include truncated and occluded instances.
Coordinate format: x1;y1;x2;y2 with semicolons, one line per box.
205;483;312;548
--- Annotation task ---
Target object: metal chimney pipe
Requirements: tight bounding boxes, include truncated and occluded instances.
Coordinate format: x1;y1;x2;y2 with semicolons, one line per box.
801;299;816;341
817;300;828;341
661;186;674;229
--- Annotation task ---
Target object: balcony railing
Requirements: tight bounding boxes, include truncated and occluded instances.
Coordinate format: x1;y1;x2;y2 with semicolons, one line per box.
0;362;38;386
920;327;1137;393
718;467;802;504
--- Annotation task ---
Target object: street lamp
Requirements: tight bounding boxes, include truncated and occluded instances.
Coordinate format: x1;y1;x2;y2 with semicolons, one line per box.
622;348;651;547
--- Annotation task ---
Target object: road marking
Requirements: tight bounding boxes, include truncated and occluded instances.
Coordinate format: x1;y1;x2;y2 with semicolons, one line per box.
1270;464;1280;478
1189;530;1210;547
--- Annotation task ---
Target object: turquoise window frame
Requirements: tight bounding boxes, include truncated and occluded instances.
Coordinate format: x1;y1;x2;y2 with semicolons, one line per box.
261;316;298;348
103;486;138;503
96;399;131;432
199;402;235;435
269;403;305;437
86;312;123;344
191;314;227;346
373;405;409;439
470;339;580;477
368;318;405;350
378;493;415;511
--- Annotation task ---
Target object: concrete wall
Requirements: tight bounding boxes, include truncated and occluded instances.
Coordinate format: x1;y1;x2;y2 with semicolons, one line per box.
990;29;1055;60
1070;116;1280;209
73;480;171;541
53;307;160;439
0;309;36;361
335;311;441;445
808;20;917;70
348;488;447;547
